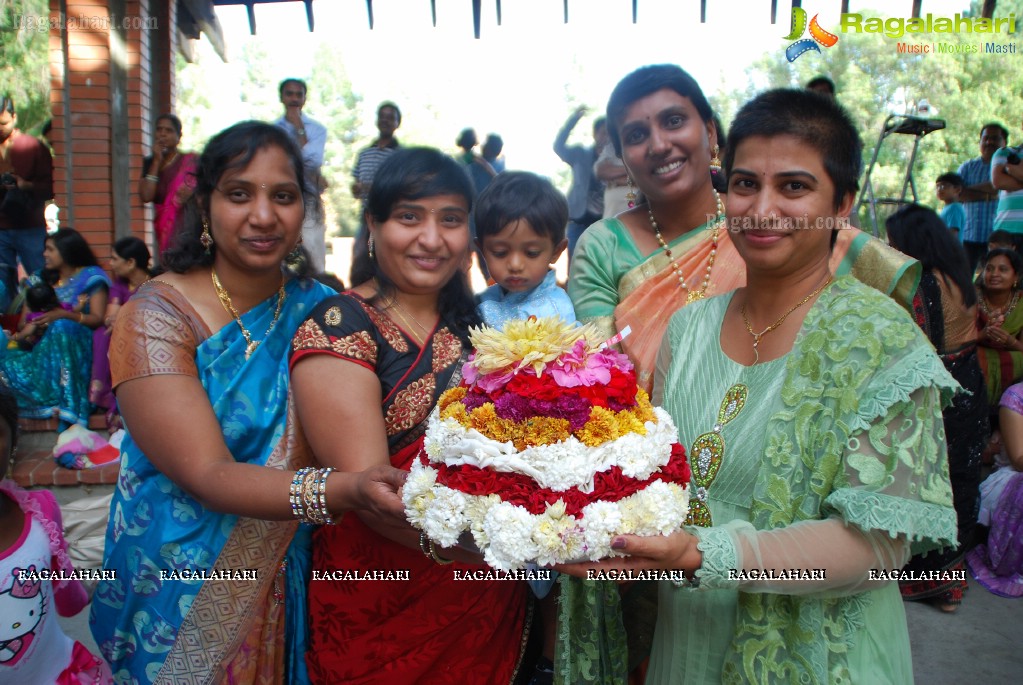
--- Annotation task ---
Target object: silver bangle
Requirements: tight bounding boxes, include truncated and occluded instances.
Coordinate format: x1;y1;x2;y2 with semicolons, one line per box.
145;174;159;182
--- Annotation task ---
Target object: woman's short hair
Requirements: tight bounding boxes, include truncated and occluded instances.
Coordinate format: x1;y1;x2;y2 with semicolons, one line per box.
49;228;99;268
724;88;862;210
113;236;152;273
885;203;976;307
156;113;183;136
606;64;714;157
163;121;305;273
354;147;479;341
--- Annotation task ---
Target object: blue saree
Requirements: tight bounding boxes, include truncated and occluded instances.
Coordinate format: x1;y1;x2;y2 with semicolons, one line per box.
0;265;110;426
89;277;331;685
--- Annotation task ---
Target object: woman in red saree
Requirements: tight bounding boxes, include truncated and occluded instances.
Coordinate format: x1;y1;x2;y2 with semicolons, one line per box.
138;113;198;256
292;147;529;684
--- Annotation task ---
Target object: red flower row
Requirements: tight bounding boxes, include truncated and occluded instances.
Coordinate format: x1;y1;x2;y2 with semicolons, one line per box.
466;367;639;411
428;443;690;517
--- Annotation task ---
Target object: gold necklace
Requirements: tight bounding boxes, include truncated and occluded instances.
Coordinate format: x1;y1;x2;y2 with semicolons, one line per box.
980;290;1020;321
740;276;834;365
211;269;286;359
649;189;724;304
389;299;432;344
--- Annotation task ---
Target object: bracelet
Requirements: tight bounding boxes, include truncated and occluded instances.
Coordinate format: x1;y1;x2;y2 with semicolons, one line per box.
417;532;453;564
289;467;315;522
78;311;85;324
145;174;159;182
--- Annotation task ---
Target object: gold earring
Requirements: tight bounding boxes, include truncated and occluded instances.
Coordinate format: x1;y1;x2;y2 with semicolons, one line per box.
368;236;375;260
200;219;213;252
626;176;637;209
710;145;722;173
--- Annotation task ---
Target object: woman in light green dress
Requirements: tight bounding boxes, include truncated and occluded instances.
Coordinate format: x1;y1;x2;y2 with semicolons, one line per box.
558;89;958;684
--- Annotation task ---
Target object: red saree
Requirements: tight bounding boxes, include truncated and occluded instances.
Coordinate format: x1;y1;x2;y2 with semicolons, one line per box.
293;293;529;684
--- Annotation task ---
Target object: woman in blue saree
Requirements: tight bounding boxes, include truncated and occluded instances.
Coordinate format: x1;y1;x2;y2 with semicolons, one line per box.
0;228;109;428
90;122;407;684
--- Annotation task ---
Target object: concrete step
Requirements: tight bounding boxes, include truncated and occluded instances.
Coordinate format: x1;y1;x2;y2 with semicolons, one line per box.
12;414;120;487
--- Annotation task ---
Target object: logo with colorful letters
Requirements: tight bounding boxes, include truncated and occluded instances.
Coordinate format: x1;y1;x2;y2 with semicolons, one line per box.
784;7;839;61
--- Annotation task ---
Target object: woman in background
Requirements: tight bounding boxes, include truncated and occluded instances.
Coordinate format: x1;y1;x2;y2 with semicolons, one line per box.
0;228;108;428
975;247;1023;406
90;236;152;422
139;113;198;256
886;204;987;612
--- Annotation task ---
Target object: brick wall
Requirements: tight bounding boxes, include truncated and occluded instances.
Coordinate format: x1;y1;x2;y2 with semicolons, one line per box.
48;0;175;260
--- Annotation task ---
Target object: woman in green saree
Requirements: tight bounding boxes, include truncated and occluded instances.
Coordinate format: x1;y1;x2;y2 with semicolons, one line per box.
559;88;957;685
567;65;919;395
976;248;1023;406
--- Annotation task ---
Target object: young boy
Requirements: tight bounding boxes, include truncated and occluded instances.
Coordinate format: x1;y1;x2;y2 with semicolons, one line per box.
475;171;575;328
936;172;967;240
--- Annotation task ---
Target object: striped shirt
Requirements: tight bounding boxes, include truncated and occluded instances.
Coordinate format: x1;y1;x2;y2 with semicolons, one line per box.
958;156;999;243
992;147;1023;234
352;139;399;200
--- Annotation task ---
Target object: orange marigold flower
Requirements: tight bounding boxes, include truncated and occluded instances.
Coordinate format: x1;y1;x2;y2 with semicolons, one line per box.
576;406;620;447
615;409;647;436
438;386;467;413
521;416;571;447
633;389;656;423
441;401;469;426
469;402;500;433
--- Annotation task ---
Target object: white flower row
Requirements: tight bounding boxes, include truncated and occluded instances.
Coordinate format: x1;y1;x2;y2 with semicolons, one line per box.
403;459;690;571
422;406;679;493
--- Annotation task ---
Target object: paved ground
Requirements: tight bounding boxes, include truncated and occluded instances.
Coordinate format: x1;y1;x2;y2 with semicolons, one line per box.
61;564;1020;683
53;240;1023;681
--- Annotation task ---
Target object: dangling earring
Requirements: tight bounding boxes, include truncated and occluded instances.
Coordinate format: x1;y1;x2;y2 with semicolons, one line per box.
368;236;375;260
626;175;637;209
200;219;213;253
709;145;722;173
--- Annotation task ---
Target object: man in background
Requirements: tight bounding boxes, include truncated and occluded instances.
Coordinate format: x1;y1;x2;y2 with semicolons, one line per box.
0;95;53;309
350;101;401;279
959;123;1006;269
275;78;328;272
554;105;605;262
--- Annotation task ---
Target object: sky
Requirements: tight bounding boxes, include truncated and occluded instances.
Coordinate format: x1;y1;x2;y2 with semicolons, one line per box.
193;0;981;179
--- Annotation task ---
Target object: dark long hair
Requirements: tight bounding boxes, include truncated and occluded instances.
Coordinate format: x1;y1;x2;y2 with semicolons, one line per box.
352;147;480;342
113;236;152;275
49;228;99;267
886;204;976;307
162;121;305;273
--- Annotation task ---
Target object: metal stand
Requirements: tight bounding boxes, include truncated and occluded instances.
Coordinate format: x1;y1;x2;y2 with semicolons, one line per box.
856;114;945;236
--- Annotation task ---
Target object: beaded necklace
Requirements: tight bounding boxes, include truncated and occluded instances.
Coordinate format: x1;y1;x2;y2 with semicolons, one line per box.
979;290;1021;324
648;189;724;304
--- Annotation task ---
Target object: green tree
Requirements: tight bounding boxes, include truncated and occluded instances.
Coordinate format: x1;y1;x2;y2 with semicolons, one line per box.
308;43;362;237
0;0;51;132
723;10;1023;233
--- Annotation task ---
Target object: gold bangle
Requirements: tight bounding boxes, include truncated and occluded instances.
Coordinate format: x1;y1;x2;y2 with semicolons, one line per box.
429;540;454;565
78;311;85;323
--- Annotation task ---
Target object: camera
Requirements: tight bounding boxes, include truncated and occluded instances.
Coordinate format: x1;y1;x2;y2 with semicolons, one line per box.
0;173;16;186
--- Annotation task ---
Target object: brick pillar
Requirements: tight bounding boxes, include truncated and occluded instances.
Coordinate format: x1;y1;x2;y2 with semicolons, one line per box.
48;0;174;257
